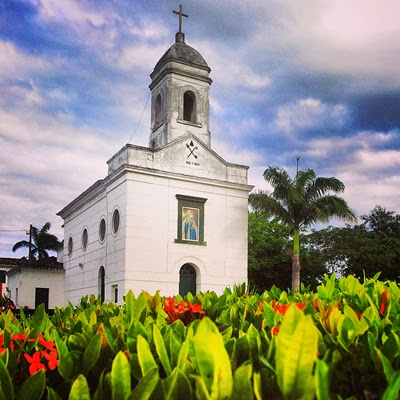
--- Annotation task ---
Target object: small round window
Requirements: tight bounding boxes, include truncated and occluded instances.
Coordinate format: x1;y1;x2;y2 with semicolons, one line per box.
82;228;88;251
67;236;73;256
112;209;120;234
99;218;106;243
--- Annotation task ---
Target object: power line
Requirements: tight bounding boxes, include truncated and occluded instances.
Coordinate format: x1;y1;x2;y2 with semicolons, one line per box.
128;91;151;144
0;229;27;233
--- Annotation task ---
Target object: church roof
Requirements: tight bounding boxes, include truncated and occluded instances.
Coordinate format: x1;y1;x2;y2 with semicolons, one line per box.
153;33;210;73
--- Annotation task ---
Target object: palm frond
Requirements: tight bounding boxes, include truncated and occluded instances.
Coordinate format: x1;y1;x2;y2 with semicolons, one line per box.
249;190;293;226
12;240;31;252
263;166;293;203
302;195;357;227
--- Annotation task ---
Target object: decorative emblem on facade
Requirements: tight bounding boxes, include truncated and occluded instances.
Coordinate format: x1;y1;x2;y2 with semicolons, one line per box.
186;140;199;165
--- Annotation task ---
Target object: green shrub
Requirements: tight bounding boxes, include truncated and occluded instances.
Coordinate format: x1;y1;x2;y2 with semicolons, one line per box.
1;275;399;399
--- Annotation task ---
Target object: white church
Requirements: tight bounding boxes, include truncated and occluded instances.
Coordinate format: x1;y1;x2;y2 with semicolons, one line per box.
57;7;253;305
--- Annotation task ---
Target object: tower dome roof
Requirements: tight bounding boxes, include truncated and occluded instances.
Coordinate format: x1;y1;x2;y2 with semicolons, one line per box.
153;33;210;73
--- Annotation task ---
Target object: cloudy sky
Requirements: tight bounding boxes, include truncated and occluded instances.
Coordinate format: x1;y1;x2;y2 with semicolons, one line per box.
1;0;400;258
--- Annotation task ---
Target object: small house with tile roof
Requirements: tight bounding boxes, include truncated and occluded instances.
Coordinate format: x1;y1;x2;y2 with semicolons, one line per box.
1;257;64;310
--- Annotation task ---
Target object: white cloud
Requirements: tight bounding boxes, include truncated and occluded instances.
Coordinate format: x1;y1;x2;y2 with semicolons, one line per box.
305;130;398;159
0;105;116;256
352;149;400;171
212;138;262;168
36;0;108;27
0;41;50;79
210;98;225;115
194;40;271;90
273;98;348;135
337;170;400;216
127;19;170;41
284;0;400;81
116;43;168;71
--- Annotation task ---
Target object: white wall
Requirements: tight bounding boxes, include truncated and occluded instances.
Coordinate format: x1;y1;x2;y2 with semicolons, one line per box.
61;141;251;303
7;269;64;309
62;175;128;305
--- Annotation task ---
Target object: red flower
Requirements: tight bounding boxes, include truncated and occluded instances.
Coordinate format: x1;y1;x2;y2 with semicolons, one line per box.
24;352;47;375
380;290;389;315
189;303;205;314
176;300;189;314
0;334;5;354
96;325;109;351
295;302;306;310
271;326;280;336
12;333;27;341
274;304;289;315
41;350;59;370
38;333;55;351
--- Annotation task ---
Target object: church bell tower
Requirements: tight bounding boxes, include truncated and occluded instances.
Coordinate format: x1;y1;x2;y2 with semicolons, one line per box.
149;5;213;149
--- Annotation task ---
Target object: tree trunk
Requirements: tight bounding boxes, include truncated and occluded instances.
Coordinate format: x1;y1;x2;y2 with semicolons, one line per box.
292;229;301;291
292;254;300;292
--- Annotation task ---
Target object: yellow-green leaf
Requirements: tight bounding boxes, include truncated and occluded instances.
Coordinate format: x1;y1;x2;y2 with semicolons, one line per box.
128;366;159;400
0;359;13;400
111;351;131;400
68;375;90;400
231;363;254;400
315;360;330;400
191;317;233;400
153;325;172;376
82;333;102;375
17;369;46;400
276;305;317;400
137;335;157;376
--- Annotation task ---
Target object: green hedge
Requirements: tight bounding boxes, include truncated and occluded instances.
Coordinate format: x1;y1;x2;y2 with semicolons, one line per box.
1;274;400;399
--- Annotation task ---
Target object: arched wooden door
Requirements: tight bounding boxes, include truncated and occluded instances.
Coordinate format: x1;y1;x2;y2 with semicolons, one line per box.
179;264;196;296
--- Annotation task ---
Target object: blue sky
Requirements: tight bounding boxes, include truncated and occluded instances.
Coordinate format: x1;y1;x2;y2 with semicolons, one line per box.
1;0;400;257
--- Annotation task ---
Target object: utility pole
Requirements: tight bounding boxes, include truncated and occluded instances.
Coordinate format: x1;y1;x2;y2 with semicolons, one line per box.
27;224;33;263
296;157;300;175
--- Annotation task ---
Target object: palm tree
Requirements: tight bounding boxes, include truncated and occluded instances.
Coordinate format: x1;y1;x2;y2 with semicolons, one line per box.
12;222;61;260
249;166;357;291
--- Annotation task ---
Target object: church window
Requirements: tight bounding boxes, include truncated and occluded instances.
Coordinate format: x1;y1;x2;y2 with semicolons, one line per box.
112;284;118;303
98;266;105;304
179;264;196;296
99;218;106;243
155;93;162;125
82;228;88;251
67;236;73;256
183;91;196;123
112;208;120;235
175;195;207;245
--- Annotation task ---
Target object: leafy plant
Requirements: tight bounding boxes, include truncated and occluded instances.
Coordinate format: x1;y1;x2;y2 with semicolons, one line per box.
1;275;400;399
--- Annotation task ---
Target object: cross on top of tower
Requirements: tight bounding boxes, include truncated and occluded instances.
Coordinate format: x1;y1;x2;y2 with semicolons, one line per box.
173;5;188;34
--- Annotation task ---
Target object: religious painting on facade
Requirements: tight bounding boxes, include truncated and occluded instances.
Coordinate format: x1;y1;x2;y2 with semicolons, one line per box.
182;207;199;241
175;194;207;246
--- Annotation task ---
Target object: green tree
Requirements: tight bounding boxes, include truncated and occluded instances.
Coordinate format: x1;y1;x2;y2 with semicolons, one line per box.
249;166;357;291
360;205;400;238
306;225;400;281
248;211;292;291
12;222;61;260
248;211;327;291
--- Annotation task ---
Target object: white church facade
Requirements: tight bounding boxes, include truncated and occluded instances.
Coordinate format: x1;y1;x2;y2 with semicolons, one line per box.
57;9;253;304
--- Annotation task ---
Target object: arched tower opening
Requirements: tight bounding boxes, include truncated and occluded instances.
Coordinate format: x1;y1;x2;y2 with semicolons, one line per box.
183;91;196;123
155;93;162;126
